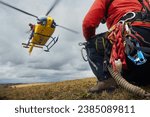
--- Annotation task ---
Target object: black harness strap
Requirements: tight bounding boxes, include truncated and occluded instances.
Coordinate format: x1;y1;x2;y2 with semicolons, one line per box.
105;0;114;19
101;0;114;24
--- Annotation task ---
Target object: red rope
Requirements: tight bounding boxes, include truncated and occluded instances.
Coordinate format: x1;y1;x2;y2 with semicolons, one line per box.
108;23;127;70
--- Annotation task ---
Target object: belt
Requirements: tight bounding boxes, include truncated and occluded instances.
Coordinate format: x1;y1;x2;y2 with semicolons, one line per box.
120;12;150;23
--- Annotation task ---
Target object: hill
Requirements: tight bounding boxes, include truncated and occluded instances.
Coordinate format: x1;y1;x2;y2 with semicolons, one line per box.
0;77;150;100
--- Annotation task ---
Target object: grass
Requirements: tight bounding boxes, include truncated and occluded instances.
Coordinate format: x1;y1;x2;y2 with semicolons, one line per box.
0;77;150;100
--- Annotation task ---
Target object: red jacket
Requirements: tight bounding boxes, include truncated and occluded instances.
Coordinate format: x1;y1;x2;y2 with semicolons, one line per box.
82;0;150;40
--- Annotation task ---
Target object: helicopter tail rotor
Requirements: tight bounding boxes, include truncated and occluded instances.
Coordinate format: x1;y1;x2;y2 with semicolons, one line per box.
45;0;61;16
0;0;38;19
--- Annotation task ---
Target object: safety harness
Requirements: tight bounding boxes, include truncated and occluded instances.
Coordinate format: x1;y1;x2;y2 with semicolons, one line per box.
104;0;150;71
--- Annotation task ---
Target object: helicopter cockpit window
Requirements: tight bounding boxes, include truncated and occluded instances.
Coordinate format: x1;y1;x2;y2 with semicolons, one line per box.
38;17;47;25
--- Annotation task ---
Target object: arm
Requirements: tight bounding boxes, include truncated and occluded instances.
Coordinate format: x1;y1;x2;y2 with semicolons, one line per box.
82;0;106;40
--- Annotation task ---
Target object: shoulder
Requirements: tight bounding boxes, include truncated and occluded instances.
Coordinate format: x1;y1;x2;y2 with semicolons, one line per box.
99;0;114;10
91;0;110;9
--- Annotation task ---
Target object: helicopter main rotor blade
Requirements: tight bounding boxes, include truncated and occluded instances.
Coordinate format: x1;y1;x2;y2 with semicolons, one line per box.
45;0;61;16
56;24;79;34
0;0;38;19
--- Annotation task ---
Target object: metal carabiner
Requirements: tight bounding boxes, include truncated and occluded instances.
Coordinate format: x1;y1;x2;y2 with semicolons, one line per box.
125;23;131;34
118;20;125;25
79;42;89;61
81;47;88;62
78;42;87;46
119;12;136;24
123;12;136;22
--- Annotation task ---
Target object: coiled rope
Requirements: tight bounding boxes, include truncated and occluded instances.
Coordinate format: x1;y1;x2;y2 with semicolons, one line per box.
107;65;150;98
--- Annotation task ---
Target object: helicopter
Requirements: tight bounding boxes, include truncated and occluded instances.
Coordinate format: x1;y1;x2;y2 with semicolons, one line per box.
0;0;78;55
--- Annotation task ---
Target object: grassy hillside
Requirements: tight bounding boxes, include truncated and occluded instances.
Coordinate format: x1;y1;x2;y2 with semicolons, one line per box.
0;77;150;100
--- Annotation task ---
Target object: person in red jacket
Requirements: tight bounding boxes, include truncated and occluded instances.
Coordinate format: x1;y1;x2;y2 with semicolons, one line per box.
82;0;150;93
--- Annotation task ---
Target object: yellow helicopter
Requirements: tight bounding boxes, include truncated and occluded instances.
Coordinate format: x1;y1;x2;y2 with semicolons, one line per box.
0;0;78;55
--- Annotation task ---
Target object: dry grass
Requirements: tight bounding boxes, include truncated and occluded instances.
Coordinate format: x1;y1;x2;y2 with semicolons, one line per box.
0;77;150;100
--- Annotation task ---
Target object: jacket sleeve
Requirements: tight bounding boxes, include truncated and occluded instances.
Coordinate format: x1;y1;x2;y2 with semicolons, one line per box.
82;0;106;40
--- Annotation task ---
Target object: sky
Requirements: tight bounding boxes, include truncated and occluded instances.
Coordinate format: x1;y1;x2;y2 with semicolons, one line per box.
0;0;108;84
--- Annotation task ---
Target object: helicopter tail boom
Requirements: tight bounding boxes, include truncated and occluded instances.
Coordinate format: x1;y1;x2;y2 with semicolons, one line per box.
22;43;43;55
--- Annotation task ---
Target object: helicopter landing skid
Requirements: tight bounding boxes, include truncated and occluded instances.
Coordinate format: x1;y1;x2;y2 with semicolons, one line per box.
22;43;30;48
44;36;59;52
22;43;43;48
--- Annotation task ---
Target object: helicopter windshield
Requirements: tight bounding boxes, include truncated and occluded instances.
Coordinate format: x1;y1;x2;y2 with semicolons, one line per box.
37;17;47;25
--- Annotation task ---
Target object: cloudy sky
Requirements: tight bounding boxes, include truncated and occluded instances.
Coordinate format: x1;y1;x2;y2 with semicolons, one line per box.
0;0;107;84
